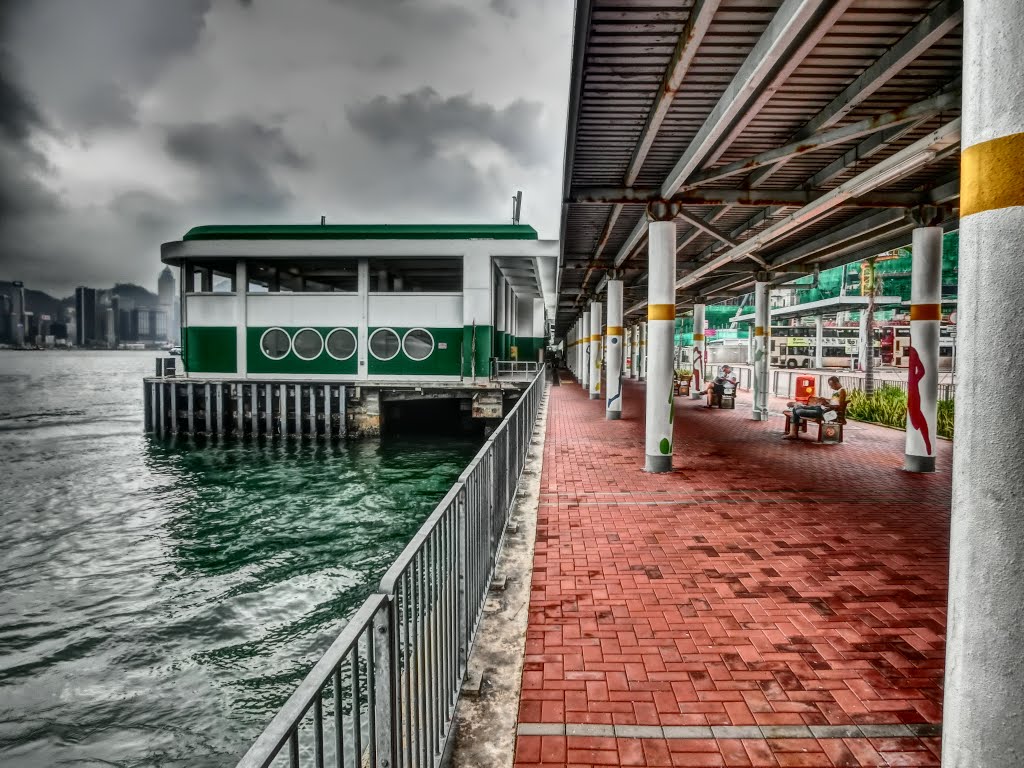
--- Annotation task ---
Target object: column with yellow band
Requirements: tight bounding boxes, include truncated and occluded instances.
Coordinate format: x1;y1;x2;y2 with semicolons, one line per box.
945;3;1024;760
752;280;770;420
638;321;647;380
606;280;624;419
904;226;942;473
588;301;602;400
691;302;706;399
580;310;591;392
644;221;676;472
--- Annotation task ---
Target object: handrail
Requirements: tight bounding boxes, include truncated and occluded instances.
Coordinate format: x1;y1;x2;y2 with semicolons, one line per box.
235;367;546;768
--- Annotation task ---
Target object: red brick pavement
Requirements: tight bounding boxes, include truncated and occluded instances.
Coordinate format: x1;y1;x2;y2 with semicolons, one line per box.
515;378;950;767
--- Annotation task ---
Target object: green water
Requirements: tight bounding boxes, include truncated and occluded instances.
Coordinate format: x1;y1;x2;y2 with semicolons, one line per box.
0;351;479;767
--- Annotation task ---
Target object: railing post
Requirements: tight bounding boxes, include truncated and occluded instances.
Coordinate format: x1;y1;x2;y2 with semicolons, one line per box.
374;602;395;768
456;486;469;676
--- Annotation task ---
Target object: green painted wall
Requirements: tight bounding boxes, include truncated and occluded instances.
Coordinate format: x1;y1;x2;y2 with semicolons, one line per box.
246;326;359;375
462;324;493;376
495;330;507;360
515;337;546;362
184;326;237;373
367;327;463;376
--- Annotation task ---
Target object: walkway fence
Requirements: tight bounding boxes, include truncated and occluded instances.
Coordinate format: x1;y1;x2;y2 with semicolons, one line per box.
491;360;540;381
235;368;546;768
722;365;955;401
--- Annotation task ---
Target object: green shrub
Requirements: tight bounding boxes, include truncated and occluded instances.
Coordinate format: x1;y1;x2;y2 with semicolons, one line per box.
846;385;954;439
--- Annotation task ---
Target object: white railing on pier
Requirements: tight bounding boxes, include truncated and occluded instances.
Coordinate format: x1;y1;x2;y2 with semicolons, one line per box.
491;360;539;381
234;367;546;768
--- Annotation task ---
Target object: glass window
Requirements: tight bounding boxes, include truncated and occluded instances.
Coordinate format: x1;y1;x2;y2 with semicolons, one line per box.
325;328;357;361
261;328;290;360
369;328;401;360
292;328;324;360
403;328;434;361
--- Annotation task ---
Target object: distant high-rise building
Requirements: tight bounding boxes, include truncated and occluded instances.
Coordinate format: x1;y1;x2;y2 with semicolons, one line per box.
75;287;98;347
158;267;176;342
11;281;26;347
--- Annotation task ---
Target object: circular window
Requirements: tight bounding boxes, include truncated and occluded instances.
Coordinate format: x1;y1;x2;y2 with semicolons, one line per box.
403;328;434;361
291;328;324;360
369;328;401;361
325;328;357;361
260;327;291;360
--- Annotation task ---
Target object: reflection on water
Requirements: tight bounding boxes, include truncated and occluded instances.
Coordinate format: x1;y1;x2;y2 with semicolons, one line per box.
0;351;478;767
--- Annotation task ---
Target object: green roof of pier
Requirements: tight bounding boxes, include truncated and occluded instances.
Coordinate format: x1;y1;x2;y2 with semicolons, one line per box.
182;224;538;241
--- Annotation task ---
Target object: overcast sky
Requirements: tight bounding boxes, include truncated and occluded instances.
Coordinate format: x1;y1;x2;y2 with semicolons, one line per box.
0;0;573;297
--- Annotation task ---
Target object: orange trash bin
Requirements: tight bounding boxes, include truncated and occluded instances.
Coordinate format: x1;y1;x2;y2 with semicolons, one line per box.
795;375;816;404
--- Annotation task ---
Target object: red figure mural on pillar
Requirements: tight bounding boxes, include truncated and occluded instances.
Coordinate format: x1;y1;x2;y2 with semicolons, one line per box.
693;346;703;391
907;345;932;455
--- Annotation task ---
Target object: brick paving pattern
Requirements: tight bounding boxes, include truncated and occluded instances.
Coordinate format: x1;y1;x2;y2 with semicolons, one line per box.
515;378;951;767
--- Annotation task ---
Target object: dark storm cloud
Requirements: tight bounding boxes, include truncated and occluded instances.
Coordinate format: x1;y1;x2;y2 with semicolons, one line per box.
346;87;546;165
110;190;178;234
164;118;309;212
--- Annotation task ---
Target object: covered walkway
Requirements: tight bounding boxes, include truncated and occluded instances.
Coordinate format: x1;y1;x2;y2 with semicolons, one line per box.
514;379;950;767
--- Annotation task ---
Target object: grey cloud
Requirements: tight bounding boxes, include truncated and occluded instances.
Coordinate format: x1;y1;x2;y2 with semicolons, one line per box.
346;87;546;166
164;118;309;212
329;0;474;34
489;0;517;18
110;190;177;234
354;52;405;72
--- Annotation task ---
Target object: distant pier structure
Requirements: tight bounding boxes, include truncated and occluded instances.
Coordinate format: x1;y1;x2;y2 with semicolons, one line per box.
143;223;556;439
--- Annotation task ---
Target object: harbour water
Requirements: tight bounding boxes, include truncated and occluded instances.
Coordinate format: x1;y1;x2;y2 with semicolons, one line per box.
0;351;480;767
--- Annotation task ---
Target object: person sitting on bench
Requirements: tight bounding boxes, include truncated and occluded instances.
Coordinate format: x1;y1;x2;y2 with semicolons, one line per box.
704;365;737;406
784;376;847;438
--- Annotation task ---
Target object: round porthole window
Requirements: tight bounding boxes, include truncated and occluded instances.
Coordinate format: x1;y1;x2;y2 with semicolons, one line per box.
260;327;291;360
369;328;401;361
325;328;357;361
402;328;434;361
291;328;324;360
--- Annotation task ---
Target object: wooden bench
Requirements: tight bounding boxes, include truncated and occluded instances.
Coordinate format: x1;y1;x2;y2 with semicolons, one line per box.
783;405;847;443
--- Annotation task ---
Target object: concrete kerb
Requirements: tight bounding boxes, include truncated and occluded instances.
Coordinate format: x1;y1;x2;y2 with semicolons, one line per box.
443;384;549;768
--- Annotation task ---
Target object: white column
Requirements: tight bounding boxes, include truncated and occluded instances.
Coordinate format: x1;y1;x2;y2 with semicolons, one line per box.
506;282;515;359
235;261;247;376
627;325;636;378
533;298;545;363
639;322;647;380
581;310;591;391
945;4;1024;760
495;273;506;361
691;302;706;399
904;226;942;473
814;315;824;369
606;280;624;419
752;279;770;420
644;220;676;472
462;247;492;382
858;309;869;371
589;301;602;400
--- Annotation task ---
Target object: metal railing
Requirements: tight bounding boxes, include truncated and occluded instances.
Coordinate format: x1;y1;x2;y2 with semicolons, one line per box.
491;360;540;380
235;367;546;768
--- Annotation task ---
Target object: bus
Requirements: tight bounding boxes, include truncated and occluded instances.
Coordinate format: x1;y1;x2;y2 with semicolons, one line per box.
768;324;954;370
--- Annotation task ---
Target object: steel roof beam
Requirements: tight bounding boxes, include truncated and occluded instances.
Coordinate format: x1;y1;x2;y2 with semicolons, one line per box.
684;91;960;190
569;188;923;208
747;1;963;188
660;0;834;198
676;119;961;290
675;208;738;248
611;216;650;269
767;210;908;270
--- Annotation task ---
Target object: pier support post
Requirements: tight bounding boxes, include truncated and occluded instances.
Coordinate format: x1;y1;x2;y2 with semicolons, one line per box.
158;382;166;437
215;384;223;435
904;225;942;473
581;309;591;392
170;382;177;435
606;279;624;419
691;301;705;399
264;384;273;436
204;383;212;435
279;384;288;437
588;301;602;400
644;217;676;473
187;382;195;434
294;385;302;437
944;2;1024;763
752;277;770;421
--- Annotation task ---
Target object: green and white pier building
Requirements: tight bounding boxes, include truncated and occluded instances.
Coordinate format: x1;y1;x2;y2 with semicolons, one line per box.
143;223;556;438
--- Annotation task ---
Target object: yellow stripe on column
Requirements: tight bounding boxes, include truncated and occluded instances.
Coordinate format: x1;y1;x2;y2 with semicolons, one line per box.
754;326;765;336
693;334;705;341
648;304;675;321
961;132;1024;218
909;304;942;321
608;326;624;335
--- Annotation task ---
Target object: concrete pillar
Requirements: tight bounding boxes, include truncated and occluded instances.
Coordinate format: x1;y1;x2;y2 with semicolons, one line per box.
506;282;515;359
691;302;706;399
944;3;1024;762
858;309;869;371
814;315;824;369
904;226;942;473
589;301;602;400
533;298;545;363
644;220;676;472
639;322;647;380
377;269;388;292
752;279;770;420
236;261;247;375
495;273;506;361
606;279;624;419
462;247;493;382
581;310;591;391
